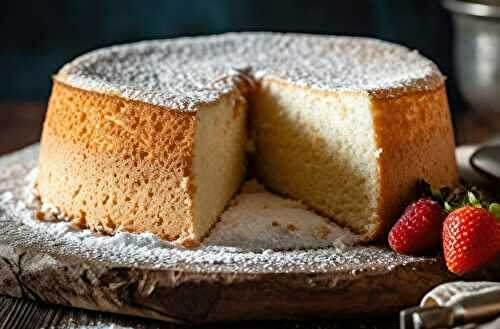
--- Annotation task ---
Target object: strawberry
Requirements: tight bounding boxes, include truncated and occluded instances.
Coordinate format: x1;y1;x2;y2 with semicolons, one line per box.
443;205;500;275
388;198;446;255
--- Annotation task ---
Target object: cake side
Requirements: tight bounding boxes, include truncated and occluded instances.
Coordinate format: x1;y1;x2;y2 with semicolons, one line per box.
37;81;199;243
370;86;459;240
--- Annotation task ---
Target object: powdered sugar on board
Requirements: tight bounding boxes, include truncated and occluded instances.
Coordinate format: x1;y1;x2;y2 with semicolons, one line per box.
205;180;359;250
56;32;444;111
0;145;433;274
42;322;136;329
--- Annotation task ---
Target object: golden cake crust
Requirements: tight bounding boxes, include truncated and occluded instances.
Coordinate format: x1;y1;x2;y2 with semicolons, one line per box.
38;82;199;244
370;86;459;240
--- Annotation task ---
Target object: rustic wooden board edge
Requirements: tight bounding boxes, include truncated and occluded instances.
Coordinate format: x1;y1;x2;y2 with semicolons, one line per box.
0;240;459;324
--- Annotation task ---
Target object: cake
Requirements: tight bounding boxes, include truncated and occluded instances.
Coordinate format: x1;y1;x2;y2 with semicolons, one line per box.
37;32;458;247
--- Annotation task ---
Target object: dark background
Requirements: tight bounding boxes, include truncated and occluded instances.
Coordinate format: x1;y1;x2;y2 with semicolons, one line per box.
0;0;458;102
1;0;468;153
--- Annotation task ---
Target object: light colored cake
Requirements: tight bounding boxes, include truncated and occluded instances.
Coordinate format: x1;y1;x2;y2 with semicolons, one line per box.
37;32;458;246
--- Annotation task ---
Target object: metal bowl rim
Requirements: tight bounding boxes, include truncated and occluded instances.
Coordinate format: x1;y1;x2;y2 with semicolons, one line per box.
443;0;500;18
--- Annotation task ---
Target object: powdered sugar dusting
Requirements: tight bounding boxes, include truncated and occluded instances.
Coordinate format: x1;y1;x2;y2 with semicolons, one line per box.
41;319;138;329
43;324;133;329
0;145;433;274
78;325;135;329
56;32;444;111
206;180;359;250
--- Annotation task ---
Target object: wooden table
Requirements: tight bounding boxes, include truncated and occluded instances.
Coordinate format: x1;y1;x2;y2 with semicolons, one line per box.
0;295;401;329
0;102;499;329
0;103;45;156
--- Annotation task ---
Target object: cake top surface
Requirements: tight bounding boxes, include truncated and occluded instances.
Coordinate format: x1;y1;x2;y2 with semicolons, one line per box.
55;32;444;112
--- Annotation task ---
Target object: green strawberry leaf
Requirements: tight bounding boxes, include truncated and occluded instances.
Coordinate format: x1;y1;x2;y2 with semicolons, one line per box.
419;179;434;198
434;189;443;200
467;192;482;208
489;203;500;219
444;201;454;212
418;179;500;214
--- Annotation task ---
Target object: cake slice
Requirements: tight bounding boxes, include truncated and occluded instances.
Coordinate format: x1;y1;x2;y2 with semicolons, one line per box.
38;83;247;246
251;79;457;239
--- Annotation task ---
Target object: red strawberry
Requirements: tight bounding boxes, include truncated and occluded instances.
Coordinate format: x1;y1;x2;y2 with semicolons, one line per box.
389;198;446;255
443;206;499;275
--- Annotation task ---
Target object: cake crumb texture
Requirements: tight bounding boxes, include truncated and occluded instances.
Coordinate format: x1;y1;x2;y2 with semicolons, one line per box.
38;82;198;241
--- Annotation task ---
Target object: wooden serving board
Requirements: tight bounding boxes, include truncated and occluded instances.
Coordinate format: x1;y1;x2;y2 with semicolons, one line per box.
0;145;499;325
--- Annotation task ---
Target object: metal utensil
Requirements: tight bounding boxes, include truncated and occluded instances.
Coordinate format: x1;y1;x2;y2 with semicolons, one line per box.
443;0;500;113
401;288;500;329
471;145;500;181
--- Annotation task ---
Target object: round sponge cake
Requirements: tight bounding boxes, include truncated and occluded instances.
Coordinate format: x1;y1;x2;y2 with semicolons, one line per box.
37;32;458;246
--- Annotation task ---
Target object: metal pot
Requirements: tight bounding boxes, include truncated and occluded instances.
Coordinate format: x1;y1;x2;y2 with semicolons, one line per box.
443;0;500;113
